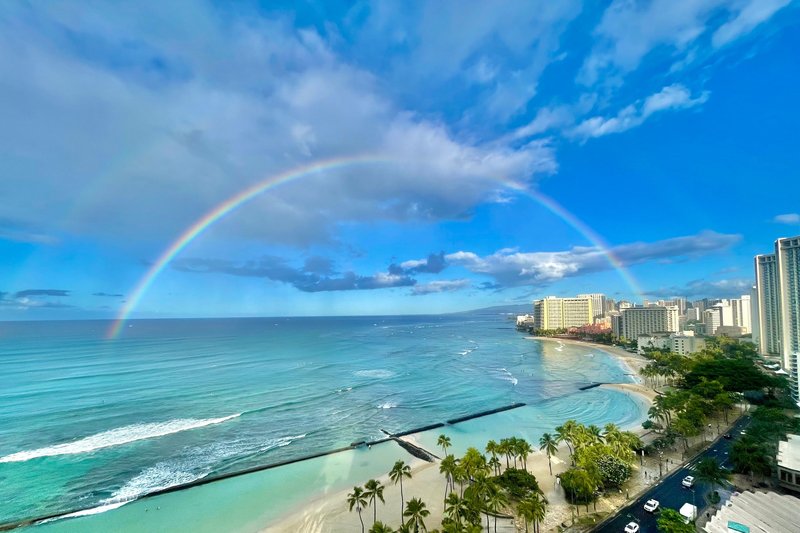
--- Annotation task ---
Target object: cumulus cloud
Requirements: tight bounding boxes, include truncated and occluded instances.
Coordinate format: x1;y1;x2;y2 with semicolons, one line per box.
0;3;556;251
571;84;709;139
411;279;471;295
173;257;415;292
445;231;740;287
773;213;800;225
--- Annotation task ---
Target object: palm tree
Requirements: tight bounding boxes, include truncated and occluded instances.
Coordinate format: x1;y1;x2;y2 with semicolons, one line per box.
370;521;394;533
488;455;501;476
437;434;452;457
485;440;499;464
364;479;385;525
539;433;558;476
485;482;508;533
390;460;413;522
587;424;603;444
348;486;369;533
444;492;467;528
440;454;458;501
693;457;731;496
516;439;533;471
518;492;546;533
403;497;430;533
555;420;578;461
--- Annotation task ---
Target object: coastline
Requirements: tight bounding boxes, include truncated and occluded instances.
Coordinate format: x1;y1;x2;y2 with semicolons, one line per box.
265;337;654;533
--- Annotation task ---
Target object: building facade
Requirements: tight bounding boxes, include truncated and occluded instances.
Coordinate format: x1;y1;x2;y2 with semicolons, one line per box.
533;296;593;330
577;293;606;320
620;306;670;340
755;253;781;355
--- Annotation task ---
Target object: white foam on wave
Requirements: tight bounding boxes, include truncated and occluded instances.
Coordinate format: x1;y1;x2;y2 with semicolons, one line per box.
377;402;398;409
497;368;518;386
354;369;395;379
0;414;241;463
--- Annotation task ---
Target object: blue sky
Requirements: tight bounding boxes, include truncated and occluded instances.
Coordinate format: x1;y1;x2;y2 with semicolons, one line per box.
1;0;799;320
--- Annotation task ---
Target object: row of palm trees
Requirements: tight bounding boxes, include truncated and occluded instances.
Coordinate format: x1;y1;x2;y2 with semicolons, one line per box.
348;432;551;533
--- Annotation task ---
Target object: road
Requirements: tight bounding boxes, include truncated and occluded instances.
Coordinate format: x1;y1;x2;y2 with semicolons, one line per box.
594;416;750;533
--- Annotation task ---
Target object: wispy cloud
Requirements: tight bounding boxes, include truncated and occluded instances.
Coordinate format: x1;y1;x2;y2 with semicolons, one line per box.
14;289;70;298
411;279;471;296
173;257;415;292
92;292;124;298
571;84;709;139
645;278;753;299
773;213;800;225
445;231;740;287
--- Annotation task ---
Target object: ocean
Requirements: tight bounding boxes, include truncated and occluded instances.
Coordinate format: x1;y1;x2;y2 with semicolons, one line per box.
0;312;644;529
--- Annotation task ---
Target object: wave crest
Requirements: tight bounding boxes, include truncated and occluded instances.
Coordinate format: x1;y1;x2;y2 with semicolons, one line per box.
0;414;241;463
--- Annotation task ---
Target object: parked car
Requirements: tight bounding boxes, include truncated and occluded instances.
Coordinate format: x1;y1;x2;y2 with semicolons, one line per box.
624;521;640;533
723;433;732;439
682;475;695;488
643;499;660;512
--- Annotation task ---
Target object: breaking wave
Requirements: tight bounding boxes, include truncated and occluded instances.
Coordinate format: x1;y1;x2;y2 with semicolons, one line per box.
354;369;395;379
0;414;241;463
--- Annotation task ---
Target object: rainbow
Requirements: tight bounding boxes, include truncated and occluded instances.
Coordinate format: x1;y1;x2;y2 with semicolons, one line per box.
107;157;642;339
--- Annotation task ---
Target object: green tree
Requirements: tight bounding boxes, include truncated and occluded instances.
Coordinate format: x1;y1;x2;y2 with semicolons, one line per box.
485;483;509;533
555;420;579;461
364;479;386;525
437;434;452;457
403;497;430;533
539;433;558;476
693;457;730;495
444;492;469;528
348;486;369;533
369;521;394;533
560;467;597;507
390;460;412;523
517;491;547;533
656;508;694;532
516;439;533;471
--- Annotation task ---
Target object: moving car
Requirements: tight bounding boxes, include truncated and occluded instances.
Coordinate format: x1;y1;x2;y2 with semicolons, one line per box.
624;522;640;533
643;498;660;512
682;475;695;488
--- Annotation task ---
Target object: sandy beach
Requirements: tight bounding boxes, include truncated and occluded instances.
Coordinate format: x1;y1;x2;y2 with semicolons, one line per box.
264;337;655;533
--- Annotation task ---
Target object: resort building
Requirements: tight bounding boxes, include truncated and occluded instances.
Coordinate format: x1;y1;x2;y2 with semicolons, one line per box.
754;236;800;404
515;314;535;328
577;293;606;320
731;295;752;333
637;332;705;355
777;434;800;493
618;306;673;340
703;490;800;533
532;296;593;330
755;253;781;355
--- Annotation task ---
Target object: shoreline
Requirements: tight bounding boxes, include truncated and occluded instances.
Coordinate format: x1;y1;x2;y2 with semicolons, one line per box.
265;337;654;533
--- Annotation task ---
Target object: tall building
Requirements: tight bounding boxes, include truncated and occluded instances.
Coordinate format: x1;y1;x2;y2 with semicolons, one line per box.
666;305;680;333
620;307;670;340
533;296;593;330
730;295;752;334
704;307;722;336
755;236;800;405
755;253;781;355
577;293;606;319
776;237;800;403
751;285;761;348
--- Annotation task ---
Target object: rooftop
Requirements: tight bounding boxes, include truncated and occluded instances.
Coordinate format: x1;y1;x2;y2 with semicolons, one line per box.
703;491;800;533
777;434;800;472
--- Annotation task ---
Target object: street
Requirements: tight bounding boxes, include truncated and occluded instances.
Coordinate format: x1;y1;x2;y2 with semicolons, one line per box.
594;416;750;533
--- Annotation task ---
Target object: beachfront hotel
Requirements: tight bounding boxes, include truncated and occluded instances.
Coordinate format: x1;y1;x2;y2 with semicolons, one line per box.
532;296;593;330
754;236;800;404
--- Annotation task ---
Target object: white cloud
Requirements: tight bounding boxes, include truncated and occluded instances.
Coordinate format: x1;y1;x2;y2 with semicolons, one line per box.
580;0;790;85
446;230;740;287
774;213;800;225
0;3;556;250
571;84;709;139
411;279;471;295
712;0;791;48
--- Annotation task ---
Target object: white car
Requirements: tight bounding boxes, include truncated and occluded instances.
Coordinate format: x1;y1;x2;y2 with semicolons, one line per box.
643;498;660;512
624;522;640;533
682;475;695;488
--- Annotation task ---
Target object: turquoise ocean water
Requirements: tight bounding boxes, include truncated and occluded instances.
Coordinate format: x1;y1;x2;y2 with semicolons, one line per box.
0;312;644;529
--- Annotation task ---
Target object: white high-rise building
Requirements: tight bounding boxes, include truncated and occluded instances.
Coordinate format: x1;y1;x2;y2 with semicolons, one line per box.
755;236;800;405
755;253;781;355
704;307;722;336
751;285;760;348
730;295;752;334
776;237;800;403
666;306;680;333
533;296;593;330
577;293;607;320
